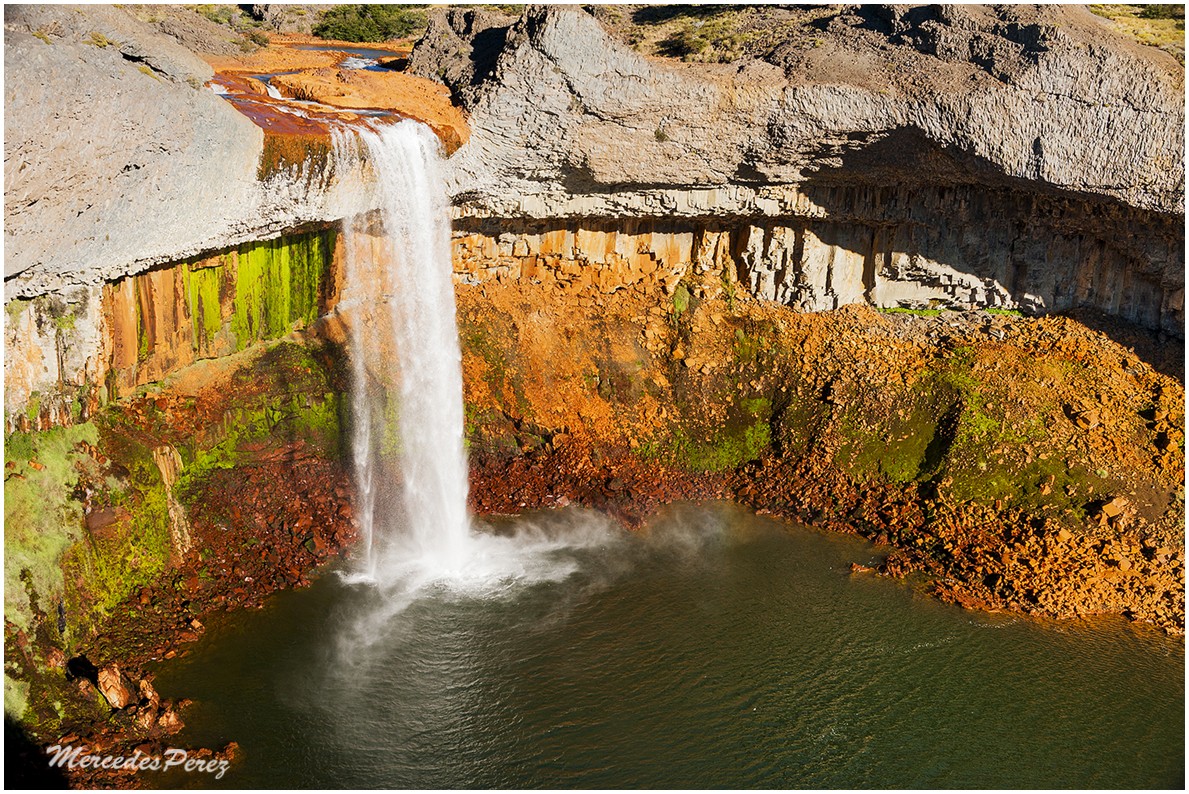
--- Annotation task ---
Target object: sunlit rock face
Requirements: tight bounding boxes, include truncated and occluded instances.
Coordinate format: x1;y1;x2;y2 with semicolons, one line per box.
414;5;1184;333
3;4;1184;431
3;5;358;299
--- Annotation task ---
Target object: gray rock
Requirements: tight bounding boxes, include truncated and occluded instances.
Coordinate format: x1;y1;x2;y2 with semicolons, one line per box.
406;7;518;106
4;4;365;299
248;4;335;35
414;4;1183;333
427;5;1182;212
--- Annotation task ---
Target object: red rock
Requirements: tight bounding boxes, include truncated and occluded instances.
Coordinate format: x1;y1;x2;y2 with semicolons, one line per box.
138;677;160;708
136;706;158;731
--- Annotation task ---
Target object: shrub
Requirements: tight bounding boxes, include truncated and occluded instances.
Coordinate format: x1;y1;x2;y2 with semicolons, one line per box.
657;12;751;62
312;5;429;42
193;4;236;26
1141;5;1185;20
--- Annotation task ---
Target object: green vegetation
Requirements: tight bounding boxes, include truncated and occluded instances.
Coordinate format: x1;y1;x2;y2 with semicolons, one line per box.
174;391;341;505
720;266;738;310
5;298;31;322
4;423;100;634
5;676;30;719
460;318;532;421
1089;4;1184;62
822;341;1101;514
190;4;237;26
1140;4;1186;20
877;306;1024;318
137;64;160;81
174;344;344;507
84;31;116;48
32;29;52;45
70;479;171;619
670;283;691;322
24;392;41;424
878;306;945;317
231;230;334;351
935;346;1000;447
183;259;225;351
657;9;754;62
313;4;428;42
647;397;772;473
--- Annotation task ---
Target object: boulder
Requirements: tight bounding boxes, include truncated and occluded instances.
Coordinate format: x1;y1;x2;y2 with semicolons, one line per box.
96;663;135;709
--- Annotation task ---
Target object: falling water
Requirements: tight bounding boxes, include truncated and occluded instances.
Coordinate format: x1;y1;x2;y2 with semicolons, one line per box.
332;120;618;648
336;120;470;583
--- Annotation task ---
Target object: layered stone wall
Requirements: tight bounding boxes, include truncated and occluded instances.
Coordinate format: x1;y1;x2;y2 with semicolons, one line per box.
5;228;340;433
7;186;1182;432
452;184;1184;335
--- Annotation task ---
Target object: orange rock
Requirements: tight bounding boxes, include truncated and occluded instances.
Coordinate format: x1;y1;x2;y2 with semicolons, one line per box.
1101;496;1128;518
269;68;469;152
97;664;135;709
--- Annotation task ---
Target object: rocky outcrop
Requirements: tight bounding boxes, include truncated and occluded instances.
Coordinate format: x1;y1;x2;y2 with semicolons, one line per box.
412;4;1184;333
248;5;335;35
452;187;1181;332
3;5;361;299
405;7;517;107
4;227;340;432
422;4;1183;211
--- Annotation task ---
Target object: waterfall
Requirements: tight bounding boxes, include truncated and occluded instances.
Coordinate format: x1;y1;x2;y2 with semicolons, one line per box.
331;119;618;645
335;120;470;584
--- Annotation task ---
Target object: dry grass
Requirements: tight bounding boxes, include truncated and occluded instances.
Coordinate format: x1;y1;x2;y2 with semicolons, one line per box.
1090;4;1185;63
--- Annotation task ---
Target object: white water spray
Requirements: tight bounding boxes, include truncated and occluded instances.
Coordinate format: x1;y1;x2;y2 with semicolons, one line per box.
332;122;622;648
336;121;470;583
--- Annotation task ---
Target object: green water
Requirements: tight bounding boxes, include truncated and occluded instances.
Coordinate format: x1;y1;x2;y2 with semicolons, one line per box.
151;503;1184;788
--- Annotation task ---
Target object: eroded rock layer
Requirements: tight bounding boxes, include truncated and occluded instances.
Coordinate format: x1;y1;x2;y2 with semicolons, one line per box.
452;183;1183;334
419;5;1184;333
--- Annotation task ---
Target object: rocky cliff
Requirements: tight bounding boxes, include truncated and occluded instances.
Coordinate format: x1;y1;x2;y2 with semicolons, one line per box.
3;9;1185;761
413;4;1184;333
3;4;358;299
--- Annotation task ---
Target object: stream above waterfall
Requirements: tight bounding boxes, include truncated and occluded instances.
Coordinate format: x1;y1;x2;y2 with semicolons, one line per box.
149;503;1184;789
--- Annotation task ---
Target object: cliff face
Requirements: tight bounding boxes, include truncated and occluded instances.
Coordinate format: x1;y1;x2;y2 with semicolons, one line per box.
413;5;1184;333
3;4;358;299
423;5;1183;211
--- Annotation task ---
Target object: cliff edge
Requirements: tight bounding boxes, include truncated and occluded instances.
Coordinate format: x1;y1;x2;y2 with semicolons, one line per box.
412;4;1184;334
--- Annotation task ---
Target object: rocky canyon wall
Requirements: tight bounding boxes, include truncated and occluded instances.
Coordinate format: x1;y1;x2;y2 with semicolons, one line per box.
4;3;1184;429
5;228;340;432
3;5;362;299
452;185;1182;334
418;5;1184;335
